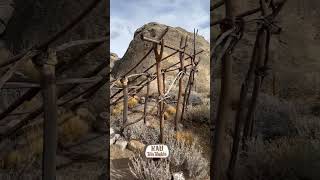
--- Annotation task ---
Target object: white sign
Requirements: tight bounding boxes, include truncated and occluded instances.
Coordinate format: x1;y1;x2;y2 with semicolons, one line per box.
144;144;169;158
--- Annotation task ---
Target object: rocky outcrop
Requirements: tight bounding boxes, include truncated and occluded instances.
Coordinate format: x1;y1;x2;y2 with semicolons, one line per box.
110;52;119;69
112;22;210;93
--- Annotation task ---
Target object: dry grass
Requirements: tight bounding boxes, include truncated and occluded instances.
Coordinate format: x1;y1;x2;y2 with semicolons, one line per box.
25;126;43;157
111;103;123;116
130;155;171;180
185;103;209;124
237;137;320;180
129;130;209;179
164;105;176;120
176;131;194;145
128;96;139;108
4;150;23;169
60;115;89;144
236;110;320;180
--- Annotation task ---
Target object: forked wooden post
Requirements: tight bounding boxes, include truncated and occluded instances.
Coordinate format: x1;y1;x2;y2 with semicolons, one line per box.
144;76;151;124
272;73;277;96
121;77;129;127
154;39;165;143
174;36;187;131
41;49;58;180
162;70;166;93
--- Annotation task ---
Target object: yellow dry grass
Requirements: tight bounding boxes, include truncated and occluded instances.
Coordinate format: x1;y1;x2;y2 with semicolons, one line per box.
25;126;43;156
4;150;23;169
163;105;176;120
111;103;123;116
176;131;194;145
60;115;89;143
128;96;139;108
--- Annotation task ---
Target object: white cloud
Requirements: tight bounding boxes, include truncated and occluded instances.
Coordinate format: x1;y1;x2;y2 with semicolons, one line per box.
111;0;210;57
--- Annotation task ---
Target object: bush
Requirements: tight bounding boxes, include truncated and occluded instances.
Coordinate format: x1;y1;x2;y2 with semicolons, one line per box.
60;115;89;144
185;103;210;124
129;130;208;179
236;137;320;180
123;120;160;145
130;155;171;180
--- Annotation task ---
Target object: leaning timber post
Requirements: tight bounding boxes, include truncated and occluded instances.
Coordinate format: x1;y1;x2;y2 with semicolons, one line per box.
121;77;129;128
154;39;165;143
162;70;166;93
227;26;261;180
211;0;241;180
272;73;277;96
144;75;151;124
185;30;197;107
174;36;187;131
41;49;58;180
181;69;191;122
242;27;268;145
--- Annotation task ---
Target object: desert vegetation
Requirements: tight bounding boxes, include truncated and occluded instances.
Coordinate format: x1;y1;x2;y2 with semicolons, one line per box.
211;0;320;180
110;22;211;179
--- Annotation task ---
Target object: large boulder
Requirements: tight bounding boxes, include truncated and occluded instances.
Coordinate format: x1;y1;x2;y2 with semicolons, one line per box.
112;22;210;93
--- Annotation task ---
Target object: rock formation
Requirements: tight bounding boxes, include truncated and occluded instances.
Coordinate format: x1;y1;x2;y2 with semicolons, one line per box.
112;22;210;93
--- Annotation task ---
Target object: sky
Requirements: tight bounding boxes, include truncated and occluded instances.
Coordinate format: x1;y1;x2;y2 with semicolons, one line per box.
110;0;210;58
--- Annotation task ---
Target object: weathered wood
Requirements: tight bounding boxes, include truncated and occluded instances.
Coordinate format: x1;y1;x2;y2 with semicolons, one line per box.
242;28;269;144
154;39;165;143
142;36;193;59
143;78;150;124
174;36;187;131
56;42;105;73
0;0;103;68
162;71;166;93
41;49;58;180
272;73;277;96
110;50;204;100
55;37;107;52
3;77;102;89
211;1;241;179
122;77;129;127
211;0;225;11
0;51;38;89
227;26;261;180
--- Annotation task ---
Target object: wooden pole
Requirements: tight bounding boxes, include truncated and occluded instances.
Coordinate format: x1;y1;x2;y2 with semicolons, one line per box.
41;49;58;180
242;28;268;144
144;77;150;124
211;1;241;179
272;73;276;96
121;77;129;128
154;39;165;143
227;26;261;180
174;36;187;131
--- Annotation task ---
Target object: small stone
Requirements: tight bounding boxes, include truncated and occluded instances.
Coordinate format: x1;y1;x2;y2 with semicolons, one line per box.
115;139;128;151
127;140;145;152
172;172;185;180
140;97;145;104
110;134;120;145
110;128;115;136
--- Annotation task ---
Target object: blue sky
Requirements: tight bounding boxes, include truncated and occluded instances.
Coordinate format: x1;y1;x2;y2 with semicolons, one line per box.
110;0;210;57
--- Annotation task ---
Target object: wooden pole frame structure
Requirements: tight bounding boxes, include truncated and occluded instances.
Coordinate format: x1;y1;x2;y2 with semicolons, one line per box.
40;49;58;180
174;36;187;131
154;39;165;143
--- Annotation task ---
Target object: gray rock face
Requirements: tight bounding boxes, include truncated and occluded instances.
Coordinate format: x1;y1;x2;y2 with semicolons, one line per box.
111;22;210;93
